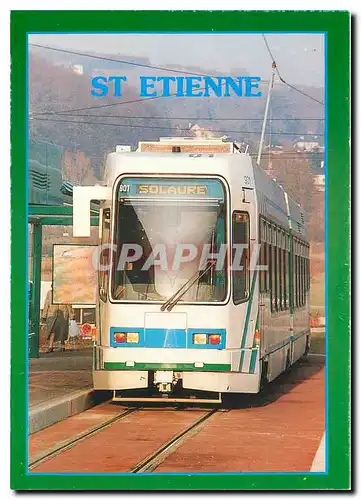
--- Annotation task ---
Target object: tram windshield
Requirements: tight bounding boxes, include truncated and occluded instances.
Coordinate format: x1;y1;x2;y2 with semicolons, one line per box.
111;177;227;303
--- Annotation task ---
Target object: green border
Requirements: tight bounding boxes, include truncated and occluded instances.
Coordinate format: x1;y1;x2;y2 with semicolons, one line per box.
11;10;350;490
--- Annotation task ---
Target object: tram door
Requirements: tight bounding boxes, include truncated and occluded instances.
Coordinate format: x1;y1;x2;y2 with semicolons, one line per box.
98;208;111;346
232;185;258;370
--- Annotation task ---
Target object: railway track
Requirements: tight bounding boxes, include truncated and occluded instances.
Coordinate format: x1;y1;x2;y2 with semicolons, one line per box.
29;406;220;473
29;407;138;470
130;409;218;473
29;357;325;474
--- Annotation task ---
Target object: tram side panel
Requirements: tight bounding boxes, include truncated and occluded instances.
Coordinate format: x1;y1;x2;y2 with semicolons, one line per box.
288;199;310;364
255;178;293;383
291;239;310;363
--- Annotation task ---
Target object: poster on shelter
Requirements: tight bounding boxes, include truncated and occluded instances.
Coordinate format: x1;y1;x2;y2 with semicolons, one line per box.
53;244;97;304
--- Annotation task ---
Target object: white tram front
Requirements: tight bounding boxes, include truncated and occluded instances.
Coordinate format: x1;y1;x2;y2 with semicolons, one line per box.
73;138;310;403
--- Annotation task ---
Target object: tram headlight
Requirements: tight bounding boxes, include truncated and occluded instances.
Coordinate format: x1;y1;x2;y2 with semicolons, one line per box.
126;332;139;344
114;332;127;343
193;333;207;345
209;334;221;345
113;332;140;343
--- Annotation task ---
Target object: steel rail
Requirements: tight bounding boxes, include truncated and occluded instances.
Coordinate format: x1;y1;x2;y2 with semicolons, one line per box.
29;407;138;470
130;409;219;473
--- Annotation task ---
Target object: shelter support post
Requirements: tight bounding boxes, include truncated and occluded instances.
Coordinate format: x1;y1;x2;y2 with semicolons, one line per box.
29;222;42;358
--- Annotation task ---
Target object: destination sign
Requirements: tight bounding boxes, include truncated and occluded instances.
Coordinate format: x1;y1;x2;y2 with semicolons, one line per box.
118;177;225;200
136;184;208;195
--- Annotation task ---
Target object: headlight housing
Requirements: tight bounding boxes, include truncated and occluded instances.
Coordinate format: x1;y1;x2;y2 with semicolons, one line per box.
193;333;208;344
113;332;139;344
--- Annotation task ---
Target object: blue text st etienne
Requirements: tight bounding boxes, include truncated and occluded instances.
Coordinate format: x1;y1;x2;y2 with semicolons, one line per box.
91;75;263;98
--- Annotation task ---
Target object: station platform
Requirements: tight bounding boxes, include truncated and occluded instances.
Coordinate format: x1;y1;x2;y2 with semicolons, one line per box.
29;348;93;407
29;348;110;434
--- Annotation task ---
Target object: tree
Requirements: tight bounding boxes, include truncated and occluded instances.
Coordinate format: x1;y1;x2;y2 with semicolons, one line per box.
261;155;313;213
260;154;324;244
62;149;98;185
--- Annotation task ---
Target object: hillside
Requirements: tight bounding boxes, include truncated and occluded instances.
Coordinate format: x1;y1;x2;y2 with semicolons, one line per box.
29;51;324;177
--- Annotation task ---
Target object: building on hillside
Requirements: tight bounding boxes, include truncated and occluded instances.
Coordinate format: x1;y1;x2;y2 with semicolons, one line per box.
293;136;323;152
72;64;84;75
188;123;221;139
311;159;325;192
313;174;325;192
91;68;128;78
264;143;284;154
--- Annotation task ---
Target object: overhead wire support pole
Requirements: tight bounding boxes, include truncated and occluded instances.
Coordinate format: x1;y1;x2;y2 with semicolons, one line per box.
257;62;276;166
262;34;324;106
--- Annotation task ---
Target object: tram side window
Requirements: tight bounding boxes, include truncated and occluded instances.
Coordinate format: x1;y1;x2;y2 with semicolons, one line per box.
276;242;279;309
99;208;111;302
263;243;270;292
268;226;290;312
258;239;264;291
301;255;304;306
302;256;306;306
303;256;306;306
232;211;250;304
258;220;268;293
293;251;297;308
297;255;301;307
271;239;277;312
284;247;289;309
300;257;304;307
295;254;305;307
293;244;309;309
268;242;273;305
306;256;310;291
261;241;269;292
259;241;264;291
297;253;300;307
279;239;284;310
275;242;280;311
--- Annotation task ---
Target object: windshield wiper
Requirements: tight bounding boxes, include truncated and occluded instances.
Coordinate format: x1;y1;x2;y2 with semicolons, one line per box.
160;260;216;312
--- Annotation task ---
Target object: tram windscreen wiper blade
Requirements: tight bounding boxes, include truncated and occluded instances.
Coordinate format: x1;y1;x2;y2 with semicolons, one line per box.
160;260;216;312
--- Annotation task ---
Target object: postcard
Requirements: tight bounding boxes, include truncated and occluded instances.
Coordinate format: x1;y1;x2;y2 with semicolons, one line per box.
11;10;350;491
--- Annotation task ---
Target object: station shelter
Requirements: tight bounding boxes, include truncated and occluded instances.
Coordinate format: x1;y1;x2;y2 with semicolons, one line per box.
28;140;99;358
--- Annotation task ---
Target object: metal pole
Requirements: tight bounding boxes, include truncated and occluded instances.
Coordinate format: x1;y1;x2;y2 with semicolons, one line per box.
29;222;42;358
257;62;276;166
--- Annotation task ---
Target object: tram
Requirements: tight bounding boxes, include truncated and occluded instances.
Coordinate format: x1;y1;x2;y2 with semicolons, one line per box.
73;138;310;402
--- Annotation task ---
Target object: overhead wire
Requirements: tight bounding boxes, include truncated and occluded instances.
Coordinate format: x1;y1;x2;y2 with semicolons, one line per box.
31;116;324;136
31;112;324;121
261;34;324;106
29;43;211;77
31;92;177;115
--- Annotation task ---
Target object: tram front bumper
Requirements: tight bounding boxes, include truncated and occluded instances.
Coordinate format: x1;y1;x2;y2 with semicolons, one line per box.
93;347;259;393
95;346;232;372
93;369;259;393
93;369;149;391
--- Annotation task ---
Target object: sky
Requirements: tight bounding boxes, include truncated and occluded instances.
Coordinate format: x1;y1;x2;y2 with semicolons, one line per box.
29;33;324;88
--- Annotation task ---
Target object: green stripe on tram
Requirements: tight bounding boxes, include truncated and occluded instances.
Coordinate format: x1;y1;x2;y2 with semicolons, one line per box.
104;362;231;372
249;314;260;374
249;349;258;374
238;270;258;372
